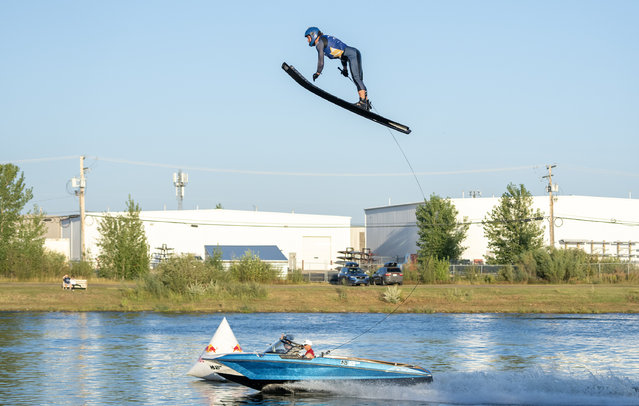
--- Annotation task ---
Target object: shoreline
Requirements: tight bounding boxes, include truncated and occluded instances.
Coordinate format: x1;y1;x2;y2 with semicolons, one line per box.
2;281;639;313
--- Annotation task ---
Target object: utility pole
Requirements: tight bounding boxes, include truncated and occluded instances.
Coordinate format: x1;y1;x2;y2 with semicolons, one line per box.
173;170;188;210
543;164;557;247
79;156;87;259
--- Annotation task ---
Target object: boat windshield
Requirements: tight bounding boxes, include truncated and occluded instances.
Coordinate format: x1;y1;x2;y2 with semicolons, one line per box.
264;338;302;355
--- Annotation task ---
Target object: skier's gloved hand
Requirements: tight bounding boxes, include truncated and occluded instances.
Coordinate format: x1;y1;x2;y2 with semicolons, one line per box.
340;67;348;77
312;72;320;81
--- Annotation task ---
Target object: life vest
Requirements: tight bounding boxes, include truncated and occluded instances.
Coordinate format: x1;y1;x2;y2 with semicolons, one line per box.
320;35;347;59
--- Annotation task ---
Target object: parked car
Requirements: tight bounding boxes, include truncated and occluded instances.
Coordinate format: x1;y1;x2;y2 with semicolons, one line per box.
337;262;370;286
371;262;403;285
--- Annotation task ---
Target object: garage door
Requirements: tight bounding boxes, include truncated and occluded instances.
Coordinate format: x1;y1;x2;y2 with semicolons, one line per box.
301;236;332;271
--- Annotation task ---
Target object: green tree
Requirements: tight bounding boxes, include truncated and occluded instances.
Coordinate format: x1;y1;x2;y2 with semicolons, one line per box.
96;196;150;279
7;211;47;279
0;164;46;277
483;183;545;264
416;195;469;261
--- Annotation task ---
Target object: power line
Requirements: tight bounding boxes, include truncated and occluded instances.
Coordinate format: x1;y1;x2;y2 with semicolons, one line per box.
1;155;79;164
83;210;639;229
5;156;639;179
84;212;353;229
87;156;541;178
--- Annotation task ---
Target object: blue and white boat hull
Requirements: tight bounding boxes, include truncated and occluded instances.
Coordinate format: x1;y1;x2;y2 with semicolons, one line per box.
213;353;433;391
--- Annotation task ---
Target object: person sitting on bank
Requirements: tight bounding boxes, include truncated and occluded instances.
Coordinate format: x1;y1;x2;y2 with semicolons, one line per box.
62;274;71;289
302;339;315;359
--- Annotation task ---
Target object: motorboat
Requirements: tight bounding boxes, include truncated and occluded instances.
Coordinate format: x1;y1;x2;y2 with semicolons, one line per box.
187;317;243;381
209;336;433;391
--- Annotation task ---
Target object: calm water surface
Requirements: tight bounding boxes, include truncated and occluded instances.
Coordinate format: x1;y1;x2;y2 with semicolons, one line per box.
1;312;638;405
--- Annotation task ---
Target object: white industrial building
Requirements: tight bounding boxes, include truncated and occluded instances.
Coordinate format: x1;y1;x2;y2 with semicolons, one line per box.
365;195;639;263
60;209;356;272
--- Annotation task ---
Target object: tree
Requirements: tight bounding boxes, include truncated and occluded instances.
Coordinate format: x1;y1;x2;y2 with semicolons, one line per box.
0;164;46;277
483;183;545;264
416;195;469;261
96;196;150;279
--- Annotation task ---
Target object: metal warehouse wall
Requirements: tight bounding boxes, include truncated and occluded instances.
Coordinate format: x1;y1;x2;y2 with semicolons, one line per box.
365;196;639;262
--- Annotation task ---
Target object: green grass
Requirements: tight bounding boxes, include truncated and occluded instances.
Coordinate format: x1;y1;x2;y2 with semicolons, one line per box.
2;281;639;313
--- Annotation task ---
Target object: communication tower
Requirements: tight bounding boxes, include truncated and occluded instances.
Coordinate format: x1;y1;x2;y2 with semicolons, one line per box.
173;170;188;210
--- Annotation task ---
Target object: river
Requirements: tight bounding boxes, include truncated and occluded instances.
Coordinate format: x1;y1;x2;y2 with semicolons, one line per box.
1;312;638;405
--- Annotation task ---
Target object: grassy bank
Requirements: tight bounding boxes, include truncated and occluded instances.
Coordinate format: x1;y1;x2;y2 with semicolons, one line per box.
2;281;639;313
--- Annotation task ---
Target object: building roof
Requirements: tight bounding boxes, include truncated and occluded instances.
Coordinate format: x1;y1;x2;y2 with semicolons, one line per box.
204;245;288;261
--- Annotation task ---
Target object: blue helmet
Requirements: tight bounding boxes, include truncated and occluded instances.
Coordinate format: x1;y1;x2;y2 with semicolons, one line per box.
305;27;321;47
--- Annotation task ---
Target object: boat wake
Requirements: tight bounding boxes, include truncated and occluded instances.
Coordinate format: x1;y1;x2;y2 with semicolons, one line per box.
283;369;639;405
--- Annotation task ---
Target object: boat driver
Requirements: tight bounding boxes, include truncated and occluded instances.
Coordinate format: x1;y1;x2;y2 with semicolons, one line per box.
302;339;315;359
277;334;298;354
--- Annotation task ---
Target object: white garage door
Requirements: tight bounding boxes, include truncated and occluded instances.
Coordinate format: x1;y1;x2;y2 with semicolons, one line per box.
301;236;332;271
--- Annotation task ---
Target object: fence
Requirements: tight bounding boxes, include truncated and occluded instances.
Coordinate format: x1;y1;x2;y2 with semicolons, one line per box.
581;262;639;278
448;264;512;278
450;263;639;279
301;262;639;283
301;271;338;283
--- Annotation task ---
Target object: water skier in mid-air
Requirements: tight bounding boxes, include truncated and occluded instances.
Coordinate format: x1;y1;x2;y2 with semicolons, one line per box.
304;27;371;111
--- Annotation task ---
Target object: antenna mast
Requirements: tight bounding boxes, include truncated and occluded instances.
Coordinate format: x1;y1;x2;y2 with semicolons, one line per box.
173;170;188;210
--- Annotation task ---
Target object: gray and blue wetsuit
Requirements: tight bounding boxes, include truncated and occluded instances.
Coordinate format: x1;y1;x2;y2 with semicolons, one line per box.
315;35;366;93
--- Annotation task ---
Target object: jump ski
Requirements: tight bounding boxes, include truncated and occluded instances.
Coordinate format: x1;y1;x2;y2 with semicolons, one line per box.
281;62;411;135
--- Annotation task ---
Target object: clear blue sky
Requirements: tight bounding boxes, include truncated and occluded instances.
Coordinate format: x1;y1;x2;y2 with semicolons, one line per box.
2;1;638;224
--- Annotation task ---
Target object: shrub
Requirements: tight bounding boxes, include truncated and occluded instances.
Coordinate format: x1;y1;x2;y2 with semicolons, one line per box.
498;264;514;282
218;281;268;299
227;251;279;283
186;281;207;297
417;257;450;283
141;273;168;297
516;247;591;283
286;269;305;284
532;248;554;281
551;248;589;281
155;254;221;294
42;251;71;279
6;249;69;281
382;285;402;304
69;260;94;279
465;265;480;283
404;257;449;283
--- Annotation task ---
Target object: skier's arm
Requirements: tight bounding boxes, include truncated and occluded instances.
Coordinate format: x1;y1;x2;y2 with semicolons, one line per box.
315;37;327;75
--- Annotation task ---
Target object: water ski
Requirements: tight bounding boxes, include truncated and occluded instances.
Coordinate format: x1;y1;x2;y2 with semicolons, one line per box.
281;62;411;135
